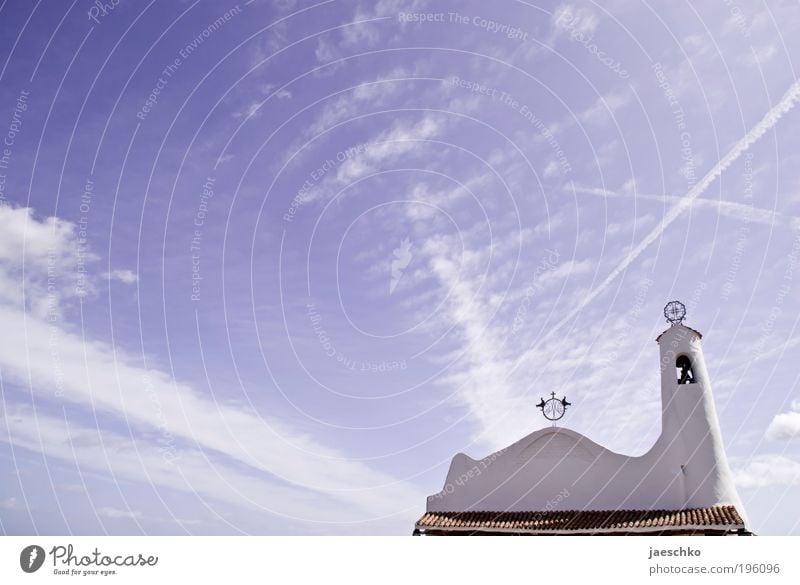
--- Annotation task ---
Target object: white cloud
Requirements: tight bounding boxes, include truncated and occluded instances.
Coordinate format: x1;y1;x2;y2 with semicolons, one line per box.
767;400;800;440
0;205;95;318
0;407;366;525
345;0;428;48
743;43;777;67
0;303;423;518
732;454;800;488
595;138;620;166
313;36;343;74
420;236;662;451
423;245;520;447
302;67;412;140
300;114;442;206
407;219;649;451
578;90;631;126
102;269;138;284
340;12;381;49
311;0;427;70
0;207;424;524
236;102;262;120
231;81;292;121
97;506;143;520
0;496;24;510
543;160;561;179
537;258;594;287
340;115;440;180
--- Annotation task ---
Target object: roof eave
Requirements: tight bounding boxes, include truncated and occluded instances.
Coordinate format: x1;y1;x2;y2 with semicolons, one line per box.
415;523;746;535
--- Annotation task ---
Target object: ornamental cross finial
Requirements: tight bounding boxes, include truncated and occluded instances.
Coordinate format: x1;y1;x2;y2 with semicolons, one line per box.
664;300;686;325
536;392;571;421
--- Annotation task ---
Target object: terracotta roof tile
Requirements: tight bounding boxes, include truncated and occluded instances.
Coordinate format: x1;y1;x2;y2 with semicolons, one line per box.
415;506;745;534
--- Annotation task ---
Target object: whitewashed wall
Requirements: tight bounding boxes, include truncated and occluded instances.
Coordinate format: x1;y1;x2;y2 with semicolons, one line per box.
426;325;746;518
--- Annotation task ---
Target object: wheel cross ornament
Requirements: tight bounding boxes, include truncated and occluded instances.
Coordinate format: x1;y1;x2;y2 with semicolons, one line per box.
664;300;686;325
537;392;571;422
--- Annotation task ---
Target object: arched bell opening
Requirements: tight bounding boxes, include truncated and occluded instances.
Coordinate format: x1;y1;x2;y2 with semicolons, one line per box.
676;354;696;385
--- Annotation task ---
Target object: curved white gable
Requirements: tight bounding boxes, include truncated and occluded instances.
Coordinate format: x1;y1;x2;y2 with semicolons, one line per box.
426;324;746;518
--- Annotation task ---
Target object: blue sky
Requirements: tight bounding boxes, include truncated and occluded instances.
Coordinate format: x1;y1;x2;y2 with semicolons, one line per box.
1;0;799;535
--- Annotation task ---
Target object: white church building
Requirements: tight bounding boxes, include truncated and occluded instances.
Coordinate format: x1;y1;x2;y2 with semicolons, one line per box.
414;303;751;536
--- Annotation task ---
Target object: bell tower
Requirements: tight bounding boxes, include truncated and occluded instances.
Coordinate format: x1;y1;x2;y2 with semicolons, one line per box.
655;301;744;512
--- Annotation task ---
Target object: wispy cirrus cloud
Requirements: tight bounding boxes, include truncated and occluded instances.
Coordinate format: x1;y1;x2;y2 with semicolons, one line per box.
102;269;139;284
302;68;414;140
0;208;423;527
0;496;24;510
97;506;143;520
299;113;443;206
0;304;423;519
578;90;632;126
0;406;373;529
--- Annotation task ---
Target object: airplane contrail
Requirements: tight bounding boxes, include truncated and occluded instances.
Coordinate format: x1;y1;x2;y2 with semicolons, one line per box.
571;186;800;229
512;78;800;371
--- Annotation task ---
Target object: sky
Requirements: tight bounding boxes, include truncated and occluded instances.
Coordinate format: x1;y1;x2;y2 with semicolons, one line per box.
0;0;799;535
